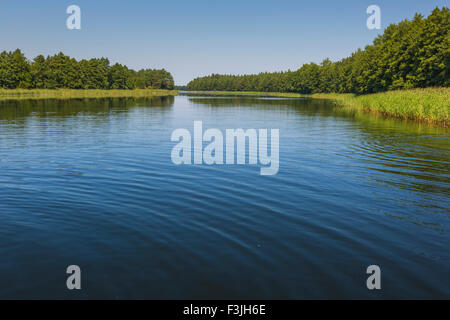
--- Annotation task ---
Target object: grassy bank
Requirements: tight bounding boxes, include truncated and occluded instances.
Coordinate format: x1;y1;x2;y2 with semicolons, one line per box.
186;88;450;125
310;88;449;125
0;89;178;101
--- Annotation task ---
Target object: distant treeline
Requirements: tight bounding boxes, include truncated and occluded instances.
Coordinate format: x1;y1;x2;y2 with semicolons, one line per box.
187;7;449;94
0;51;174;90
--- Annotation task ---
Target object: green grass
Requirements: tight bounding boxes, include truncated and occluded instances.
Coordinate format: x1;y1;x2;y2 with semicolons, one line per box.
309;88;449;125
0;89;178;100
186;88;450;125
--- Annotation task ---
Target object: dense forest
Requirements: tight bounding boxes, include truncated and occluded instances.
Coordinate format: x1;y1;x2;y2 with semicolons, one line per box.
0;51;174;90
187;7;449;94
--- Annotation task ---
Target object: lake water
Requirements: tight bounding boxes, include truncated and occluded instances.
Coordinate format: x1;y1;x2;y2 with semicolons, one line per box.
0;95;448;299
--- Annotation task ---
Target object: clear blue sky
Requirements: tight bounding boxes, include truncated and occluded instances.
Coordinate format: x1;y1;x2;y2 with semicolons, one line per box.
0;0;447;85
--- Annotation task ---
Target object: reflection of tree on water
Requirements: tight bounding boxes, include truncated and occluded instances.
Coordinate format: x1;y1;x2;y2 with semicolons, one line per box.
187;96;449;136
0;96;175;122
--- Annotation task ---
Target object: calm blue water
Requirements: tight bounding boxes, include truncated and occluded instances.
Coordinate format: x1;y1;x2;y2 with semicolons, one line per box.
0;95;449;299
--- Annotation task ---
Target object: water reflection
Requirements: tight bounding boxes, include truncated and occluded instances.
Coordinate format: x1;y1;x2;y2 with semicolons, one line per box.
0;96;175;122
188;96;450;232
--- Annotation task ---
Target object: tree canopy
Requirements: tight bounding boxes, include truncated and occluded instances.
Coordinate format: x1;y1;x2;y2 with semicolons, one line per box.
0;51;174;90
187;7;449;94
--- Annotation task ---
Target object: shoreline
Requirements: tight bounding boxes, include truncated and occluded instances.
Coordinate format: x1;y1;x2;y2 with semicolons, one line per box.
1;88;448;126
0;89;178;101
185;88;449;126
